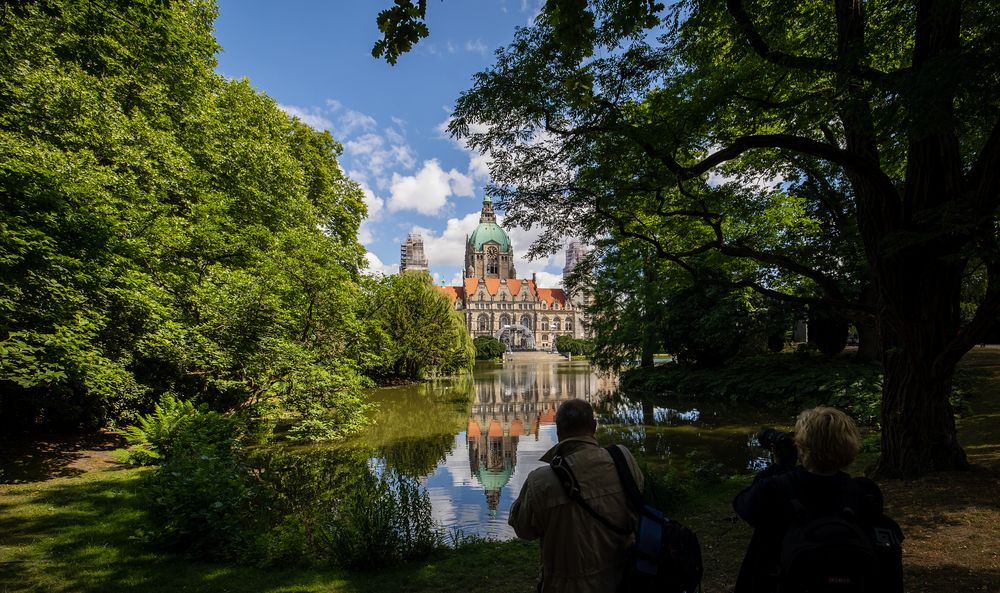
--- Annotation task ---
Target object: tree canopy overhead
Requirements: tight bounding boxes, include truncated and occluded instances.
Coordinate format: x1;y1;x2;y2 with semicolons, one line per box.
409;0;1000;476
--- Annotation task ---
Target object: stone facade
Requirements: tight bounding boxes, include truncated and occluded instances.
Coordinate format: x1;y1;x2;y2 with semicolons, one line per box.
434;197;589;350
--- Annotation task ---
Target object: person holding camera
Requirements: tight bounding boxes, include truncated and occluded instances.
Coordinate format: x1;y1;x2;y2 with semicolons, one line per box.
732;406;902;593
509;398;644;593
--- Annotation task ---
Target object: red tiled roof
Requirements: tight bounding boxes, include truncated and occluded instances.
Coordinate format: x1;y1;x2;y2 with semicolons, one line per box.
436;285;464;304
537;288;567;306
483;277;501;295
507;278;537;297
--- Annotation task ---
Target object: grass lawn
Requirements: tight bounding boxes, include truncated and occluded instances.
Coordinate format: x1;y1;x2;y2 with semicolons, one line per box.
2;350;999;592
0;465;540;593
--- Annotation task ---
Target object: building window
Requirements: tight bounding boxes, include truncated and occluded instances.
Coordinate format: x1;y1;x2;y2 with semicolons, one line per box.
487;257;499;275
500;314;511;327
552;317;561;331
478;314;489;332
520;315;532;329
566;318;573;332
541;318;549;331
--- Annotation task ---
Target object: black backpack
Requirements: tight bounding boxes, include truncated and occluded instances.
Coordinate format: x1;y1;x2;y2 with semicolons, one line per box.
550;445;703;593
777;475;904;593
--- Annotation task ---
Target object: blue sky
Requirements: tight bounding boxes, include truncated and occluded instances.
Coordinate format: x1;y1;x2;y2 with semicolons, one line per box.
214;0;567;287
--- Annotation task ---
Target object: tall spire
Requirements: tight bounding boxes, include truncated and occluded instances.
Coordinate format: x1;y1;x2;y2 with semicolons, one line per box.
479;194;496;224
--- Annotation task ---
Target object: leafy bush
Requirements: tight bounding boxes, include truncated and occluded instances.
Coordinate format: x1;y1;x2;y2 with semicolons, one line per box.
474;335;506;360
323;469;443;568
620;353;884;425
133;407;446;567
120;394;200;465
140;404;251;559
555;336;595;356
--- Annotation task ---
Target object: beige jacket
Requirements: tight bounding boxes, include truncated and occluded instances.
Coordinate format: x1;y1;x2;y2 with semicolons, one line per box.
508;436;644;593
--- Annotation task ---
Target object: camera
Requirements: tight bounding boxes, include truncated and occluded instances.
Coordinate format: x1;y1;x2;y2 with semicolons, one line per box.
756;427;798;467
757;427;793;450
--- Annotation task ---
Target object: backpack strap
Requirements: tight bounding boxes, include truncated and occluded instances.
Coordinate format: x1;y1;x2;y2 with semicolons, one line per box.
605;444;646;514
550;454;631;536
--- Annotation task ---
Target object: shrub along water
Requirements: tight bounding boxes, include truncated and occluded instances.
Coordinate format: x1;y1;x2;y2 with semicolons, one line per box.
125;396;445;568
620;353;884;425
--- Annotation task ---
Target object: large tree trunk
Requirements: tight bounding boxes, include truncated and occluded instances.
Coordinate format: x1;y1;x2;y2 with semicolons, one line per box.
872;254;970;477
876;347;967;477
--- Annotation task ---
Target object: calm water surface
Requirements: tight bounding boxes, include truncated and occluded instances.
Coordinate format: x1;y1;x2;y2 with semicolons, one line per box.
349;360;788;540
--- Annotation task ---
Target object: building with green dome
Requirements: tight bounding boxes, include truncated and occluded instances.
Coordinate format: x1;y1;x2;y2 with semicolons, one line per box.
427;196;592;350
464;196;516;279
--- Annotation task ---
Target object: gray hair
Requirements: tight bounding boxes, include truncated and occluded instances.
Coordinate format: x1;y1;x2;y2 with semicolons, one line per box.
556;399;596;436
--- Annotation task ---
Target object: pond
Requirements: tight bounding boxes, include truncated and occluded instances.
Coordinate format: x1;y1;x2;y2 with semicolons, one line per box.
335;360;792;541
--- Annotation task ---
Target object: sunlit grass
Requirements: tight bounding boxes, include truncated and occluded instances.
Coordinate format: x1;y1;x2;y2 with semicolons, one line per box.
0;467;538;593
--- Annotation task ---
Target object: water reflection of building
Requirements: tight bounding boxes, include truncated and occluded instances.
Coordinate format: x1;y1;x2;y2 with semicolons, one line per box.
465;364;616;512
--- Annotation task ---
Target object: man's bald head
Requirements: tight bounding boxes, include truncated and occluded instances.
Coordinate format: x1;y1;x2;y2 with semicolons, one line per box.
556;399;597;441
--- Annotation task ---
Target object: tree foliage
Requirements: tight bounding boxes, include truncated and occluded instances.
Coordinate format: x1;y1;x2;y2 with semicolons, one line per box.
473;335;506;360
444;0;1000;475
0;0;464;437
362;273;475;379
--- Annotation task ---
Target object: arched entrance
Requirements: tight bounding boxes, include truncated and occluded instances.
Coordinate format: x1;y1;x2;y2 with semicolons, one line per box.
496;323;536;351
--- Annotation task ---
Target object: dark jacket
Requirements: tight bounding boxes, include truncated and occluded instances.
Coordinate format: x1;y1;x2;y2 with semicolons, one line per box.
732;465;885;593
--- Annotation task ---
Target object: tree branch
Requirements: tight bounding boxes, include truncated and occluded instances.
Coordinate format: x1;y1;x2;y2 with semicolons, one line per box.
728;279;874;320
725;0;889;81
716;242;848;303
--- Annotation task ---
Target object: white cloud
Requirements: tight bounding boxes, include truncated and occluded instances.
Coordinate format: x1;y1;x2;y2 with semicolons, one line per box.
357;181;385;219
387;160;475;215
337;109;377;137
277;104;333;131
345;133;417;178
355;181;386;246
358;221;376;245
411;212;481;268
437;116;494;183
363;251;398;275
465;39;488;55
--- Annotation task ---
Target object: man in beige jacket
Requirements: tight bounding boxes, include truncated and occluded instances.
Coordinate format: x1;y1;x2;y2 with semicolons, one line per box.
509;398;644;593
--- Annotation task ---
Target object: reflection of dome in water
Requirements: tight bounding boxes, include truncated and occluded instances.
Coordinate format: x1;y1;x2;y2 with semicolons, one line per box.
477;464;514;492
477;462;514;515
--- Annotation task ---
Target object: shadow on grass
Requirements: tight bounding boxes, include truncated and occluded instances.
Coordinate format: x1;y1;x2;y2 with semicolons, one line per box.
0;431;124;484
0;469;540;593
0;470;355;593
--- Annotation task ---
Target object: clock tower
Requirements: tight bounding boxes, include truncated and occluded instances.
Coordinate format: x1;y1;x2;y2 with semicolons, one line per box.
465;196;516;280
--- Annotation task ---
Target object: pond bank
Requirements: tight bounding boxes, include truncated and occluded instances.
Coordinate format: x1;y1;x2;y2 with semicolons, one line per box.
1;351;998;592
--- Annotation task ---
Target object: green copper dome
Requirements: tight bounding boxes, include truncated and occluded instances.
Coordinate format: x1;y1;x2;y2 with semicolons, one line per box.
469;222;512;253
476;463;514;491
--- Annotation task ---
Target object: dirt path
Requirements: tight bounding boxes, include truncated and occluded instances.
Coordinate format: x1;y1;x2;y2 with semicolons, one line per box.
0;430;123;485
879;350;1000;592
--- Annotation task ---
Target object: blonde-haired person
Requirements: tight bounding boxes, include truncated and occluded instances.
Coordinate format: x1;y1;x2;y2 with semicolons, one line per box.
731;406;899;593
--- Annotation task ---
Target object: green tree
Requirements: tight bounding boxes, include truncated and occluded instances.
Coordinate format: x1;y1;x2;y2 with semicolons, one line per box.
473;335;506;360
1;0;372;438
365;273;474;379
441;0;1000;475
